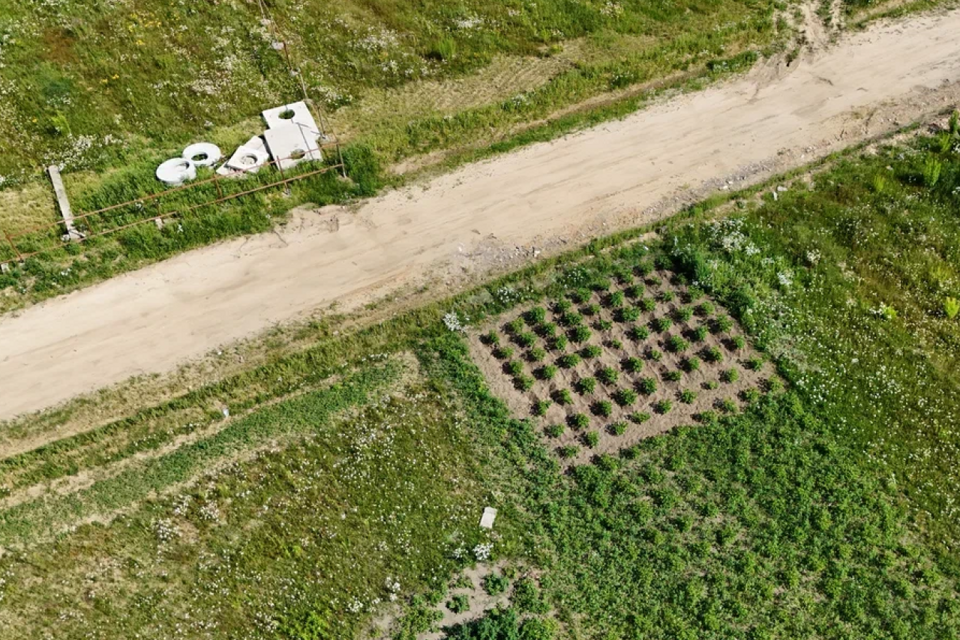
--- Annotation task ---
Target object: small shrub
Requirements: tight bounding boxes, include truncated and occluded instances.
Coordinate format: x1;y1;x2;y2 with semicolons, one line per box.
623;357;643;373
483;574;509;596
666;335;690;353
675;307;694;322
568;413;590;429
576;377;597;394
697;410;718;424
945;296;960;320
687;286;704;301
592;278;613;292
507;318;525;334
525;306;546;325
606;291;625;308
532;400;551;416
721;368;740;383
719;398;737;413
704;380;719;390
537;365;558;380
638;377;657;394
640;298;657;312
553;389;573;405
552;335;568;351
494;346;515;360
629;411;651;424
625;285;644;299
704;346;723;363
693;325;709;342
746;355;763;370
516;332;536;348
597;367;619;385
628;325;650;341
582;303;600;316
557;353;581;369
659;290;675;303
545;423;565;438
766;377;784;393
647;276;662;286
635;261;653;277
584;431;600;447
560;311;583;327
712;315;733;334
538;322;558;338
570;325;592;343
580;344;602;358
696;301;715;317
596;319;613;331
730;335;746;350
529;347;546;362
569;289;591;304
553;299;572;313
559;445;579;459
609;421;628;435
593;400;613;417
514;375;534;391
608;339;623;349
923;157;943;187
614;388;638;406
647;348;663;362
653;317;673;333
447;594;469;613
482;331;500;346
664;370;682;382
680;389;696;404
741;388;761;403
506;360;523;376
654;399;673;414
684;356;701;372
616;306;641;322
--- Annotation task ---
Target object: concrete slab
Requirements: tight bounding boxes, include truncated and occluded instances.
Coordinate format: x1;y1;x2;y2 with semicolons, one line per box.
47;165;83;241
263;123;323;170
479;507;497;530
219;136;270;176
262;101;318;132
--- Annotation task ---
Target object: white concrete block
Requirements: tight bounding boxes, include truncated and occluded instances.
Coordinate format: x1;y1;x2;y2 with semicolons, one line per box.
262;101;318;132
182;142;222;167
479;507;497;530
156;158;197;187
219;136;270;175
263;123;323;170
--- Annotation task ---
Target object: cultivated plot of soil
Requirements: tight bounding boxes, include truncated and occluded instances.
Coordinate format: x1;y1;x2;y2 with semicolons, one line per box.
469;269;774;465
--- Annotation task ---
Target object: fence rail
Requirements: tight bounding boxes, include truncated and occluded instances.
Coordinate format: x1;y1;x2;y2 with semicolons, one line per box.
2;142;344;264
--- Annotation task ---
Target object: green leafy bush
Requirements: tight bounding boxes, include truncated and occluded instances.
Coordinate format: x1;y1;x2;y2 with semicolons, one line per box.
616;306;641;322
580;345;602;358
537;365;558;380
482;573;509;597
557;353;581;369
680;389;696;404
623;357;643;373
721;368;740;383
558;445;579;459
654;399;673;414
584;431;600;448
545;423;565;438
529;348;546;362
664;370;682;382
666;335;690;353
568;413;590;429
506;360;523;376
684;356;701;372
638;377;657;394
614;388;638;406
447;594;470;613
593;400;613;417
532;400;551;416
629;411;651;424
525;307;546;325
570;325;592;343
577;377;597;394
628;326;650;341
944;297;960;320
597;367;619;385
653;317;673;333
553;389;573;405
640;298;657;312
609;421;627;436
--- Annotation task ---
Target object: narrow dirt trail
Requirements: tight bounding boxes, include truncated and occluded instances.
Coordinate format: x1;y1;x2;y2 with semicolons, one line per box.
2;10;960;421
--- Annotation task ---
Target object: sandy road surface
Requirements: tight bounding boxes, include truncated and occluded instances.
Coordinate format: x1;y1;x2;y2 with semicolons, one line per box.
2;10;960;420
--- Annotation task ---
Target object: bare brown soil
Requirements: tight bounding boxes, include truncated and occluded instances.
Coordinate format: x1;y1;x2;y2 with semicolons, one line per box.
469;270;772;465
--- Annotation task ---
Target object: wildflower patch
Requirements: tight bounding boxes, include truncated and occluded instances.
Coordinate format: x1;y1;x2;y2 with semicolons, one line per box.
469;268;775;464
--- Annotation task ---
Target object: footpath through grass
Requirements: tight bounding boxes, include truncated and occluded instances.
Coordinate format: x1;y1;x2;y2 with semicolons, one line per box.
1;126;960;638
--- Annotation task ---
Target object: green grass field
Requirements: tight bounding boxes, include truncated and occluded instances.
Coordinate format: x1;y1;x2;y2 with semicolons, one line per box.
1;122;959;638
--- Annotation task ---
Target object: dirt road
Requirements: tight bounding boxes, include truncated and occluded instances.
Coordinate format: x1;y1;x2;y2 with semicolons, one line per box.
2;10;960;420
